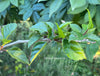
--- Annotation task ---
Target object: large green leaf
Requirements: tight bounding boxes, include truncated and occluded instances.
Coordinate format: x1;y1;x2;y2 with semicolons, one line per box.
1;23;17;39
95;6;100;32
49;0;63;17
70;24;81;33
30;22;48;34
63;39;86;60
0;0;10;12
29;42;47;65
70;0;87;10
68;3;88;14
85;43;99;62
7;49;29;64
10;0;18;7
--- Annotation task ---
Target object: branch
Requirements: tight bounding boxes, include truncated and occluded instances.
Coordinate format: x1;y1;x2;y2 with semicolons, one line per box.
3;40;29;49
75;39;96;44
2;38;51;49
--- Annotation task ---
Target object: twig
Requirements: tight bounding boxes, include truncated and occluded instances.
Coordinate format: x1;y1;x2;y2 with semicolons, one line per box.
75;39;96;44
3;40;29;49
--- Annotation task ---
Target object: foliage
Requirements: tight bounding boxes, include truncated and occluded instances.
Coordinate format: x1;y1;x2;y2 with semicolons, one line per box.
0;0;100;75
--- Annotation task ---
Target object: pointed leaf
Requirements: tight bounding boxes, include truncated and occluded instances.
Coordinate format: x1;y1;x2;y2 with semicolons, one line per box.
7;49;29;64
49;0;63;17
10;0;18;7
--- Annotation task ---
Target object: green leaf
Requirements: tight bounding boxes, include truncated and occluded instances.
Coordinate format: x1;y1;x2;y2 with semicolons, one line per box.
70;0;87;10
68;3;88;14
2;39;12;46
7;49;29;64
84;5;96;23
87;9;94;29
56;23;65;38
23;8;33;20
59;22;72;29
30;22;48;34
85;43;99;62
70;24;81;33
87;0;100;5
95;6;100;32
0;0;10;12
29;42;47;65
19;0;24;5
28;35;40;48
63;39;86;60
10;0;18;7
1;23;17;39
44;22;54;29
49;0;63;17
87;34;100;41
38;0;48;2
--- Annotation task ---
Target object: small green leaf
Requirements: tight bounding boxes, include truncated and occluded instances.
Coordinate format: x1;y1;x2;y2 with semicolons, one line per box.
49;0;63;17
70;24;81;33
56;23;65;38
87;9;94;29
10;0;18;7
7;49;29;64
1;23;17;39
0;0;10;12
59;22;72;29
